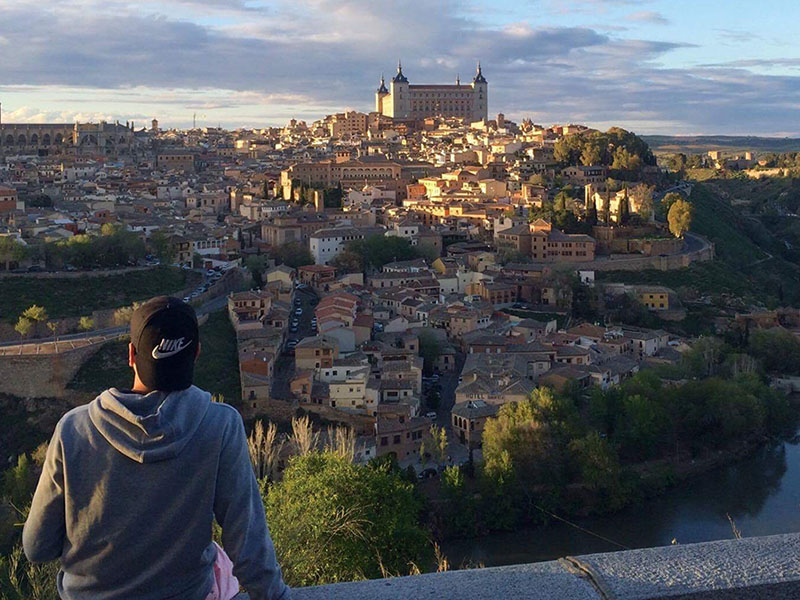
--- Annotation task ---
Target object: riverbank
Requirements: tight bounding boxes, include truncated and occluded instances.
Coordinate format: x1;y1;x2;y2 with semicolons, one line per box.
442;426;800;567
430;392;800;546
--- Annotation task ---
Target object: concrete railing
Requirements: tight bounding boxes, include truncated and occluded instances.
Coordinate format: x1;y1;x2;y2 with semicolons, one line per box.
239;533;800;599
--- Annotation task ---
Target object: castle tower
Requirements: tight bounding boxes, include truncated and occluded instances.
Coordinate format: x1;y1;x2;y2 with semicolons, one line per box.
375;74;389;113
471;62;488;122
151;118;159;133
389;60;410;119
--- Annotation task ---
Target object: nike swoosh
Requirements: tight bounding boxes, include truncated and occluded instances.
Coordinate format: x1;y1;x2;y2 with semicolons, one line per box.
151;341;191;359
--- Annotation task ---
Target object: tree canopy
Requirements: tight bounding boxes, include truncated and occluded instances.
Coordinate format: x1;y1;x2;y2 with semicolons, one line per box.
271;242;314;269
346;235;421;271
264;452;430;586
553;128;655;177
667;198;693;238
0;238;28;270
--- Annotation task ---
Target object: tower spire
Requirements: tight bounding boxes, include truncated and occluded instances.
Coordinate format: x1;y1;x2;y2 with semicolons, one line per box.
473;60;487;84
392;59;408;83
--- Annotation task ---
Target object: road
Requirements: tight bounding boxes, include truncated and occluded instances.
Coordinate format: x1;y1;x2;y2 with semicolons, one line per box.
0;286;230;353
271;287;318;400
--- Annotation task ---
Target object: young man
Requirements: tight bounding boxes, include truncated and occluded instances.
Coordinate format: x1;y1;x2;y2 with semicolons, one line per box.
23;296;290;600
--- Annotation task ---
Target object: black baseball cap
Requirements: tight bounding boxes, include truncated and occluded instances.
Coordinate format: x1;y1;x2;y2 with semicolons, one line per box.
130;296;199;391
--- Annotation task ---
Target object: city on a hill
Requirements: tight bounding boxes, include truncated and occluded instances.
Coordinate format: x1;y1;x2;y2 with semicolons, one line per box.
2;60;800;596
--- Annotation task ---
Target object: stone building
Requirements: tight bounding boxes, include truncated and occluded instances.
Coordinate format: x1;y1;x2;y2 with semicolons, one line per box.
375;62;488;122
0;121;135;157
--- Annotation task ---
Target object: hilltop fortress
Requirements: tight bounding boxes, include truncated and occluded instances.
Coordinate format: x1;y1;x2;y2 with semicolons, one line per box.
375;61;488;123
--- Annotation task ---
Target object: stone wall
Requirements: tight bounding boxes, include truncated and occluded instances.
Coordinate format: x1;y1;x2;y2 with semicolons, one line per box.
0;342;105;400
272;532;800;600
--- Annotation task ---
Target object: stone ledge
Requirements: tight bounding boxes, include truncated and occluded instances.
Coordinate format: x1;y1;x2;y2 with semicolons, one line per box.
239;532;800;599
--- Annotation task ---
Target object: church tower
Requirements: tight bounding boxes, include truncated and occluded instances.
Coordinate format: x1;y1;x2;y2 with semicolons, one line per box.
375;74;389;113
471;62;488;122
389;61;410;119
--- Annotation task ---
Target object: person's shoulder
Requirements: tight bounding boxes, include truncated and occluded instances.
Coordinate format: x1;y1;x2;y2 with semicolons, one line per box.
205;400;244;427
50;402;94;444
57;403;93;431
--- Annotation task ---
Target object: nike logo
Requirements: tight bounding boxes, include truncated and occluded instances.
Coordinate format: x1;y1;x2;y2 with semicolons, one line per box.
151;337;192;359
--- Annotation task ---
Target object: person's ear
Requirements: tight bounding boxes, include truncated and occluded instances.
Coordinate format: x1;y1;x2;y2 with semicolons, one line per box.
128;342;136;368
195;341;201;359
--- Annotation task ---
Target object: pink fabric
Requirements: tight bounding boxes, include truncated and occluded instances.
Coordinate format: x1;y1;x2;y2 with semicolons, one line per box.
205;542;241;600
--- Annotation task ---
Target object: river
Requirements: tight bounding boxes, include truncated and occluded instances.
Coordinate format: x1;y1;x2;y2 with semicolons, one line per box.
443;429;800;567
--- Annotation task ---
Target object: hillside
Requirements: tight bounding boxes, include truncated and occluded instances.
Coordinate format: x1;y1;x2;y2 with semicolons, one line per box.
598;180;800;315
644;135;800;154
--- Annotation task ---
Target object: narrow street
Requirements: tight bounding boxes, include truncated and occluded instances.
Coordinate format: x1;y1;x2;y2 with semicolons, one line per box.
271;286;317;400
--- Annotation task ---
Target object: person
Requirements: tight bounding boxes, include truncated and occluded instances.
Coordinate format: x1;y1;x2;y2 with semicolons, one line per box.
23;296;290;600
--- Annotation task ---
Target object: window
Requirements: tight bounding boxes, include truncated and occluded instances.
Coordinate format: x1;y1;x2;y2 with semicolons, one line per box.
381;436;388;446
393;435;401;444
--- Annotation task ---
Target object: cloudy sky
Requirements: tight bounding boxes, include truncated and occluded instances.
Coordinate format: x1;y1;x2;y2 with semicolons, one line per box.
1;0;798;135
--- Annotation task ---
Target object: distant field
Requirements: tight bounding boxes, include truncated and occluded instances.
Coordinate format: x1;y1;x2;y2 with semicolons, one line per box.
68;310;241;404
0;267;201;323
644;135;800;154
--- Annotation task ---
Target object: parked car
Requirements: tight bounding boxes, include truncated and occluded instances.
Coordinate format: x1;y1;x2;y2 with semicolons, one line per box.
425;411;437;420
418;468;438;480
295;308;303;315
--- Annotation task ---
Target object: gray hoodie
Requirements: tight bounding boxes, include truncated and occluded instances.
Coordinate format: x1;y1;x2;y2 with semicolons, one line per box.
22;386;290;600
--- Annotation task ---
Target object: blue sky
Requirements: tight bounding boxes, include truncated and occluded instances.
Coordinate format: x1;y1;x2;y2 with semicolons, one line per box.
1;0;798;135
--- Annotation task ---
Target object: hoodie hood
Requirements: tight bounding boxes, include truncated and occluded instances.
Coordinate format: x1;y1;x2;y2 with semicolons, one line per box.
88;385;211;463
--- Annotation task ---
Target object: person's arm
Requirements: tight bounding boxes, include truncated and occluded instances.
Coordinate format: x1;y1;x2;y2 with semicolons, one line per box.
214;409;290;600
22;425;66;563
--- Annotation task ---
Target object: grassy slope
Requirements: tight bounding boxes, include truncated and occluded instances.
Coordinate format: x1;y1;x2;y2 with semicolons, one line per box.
0;267;201;324
598;181;800;309
68;311;241;404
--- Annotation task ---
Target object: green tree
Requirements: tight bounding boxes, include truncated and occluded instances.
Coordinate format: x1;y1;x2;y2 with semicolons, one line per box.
22;305;48;324
113;301;142;326
148;231;175;264
329;250;364;274
568;432;624;508
661;192;683;215
440;466;476;536
0;237;28;271
347;236;419;271
417;329;442;375
483;389;571;490
748;329;800;374
245;254;270;288
272;242;314;269
667;198;693;238
420;425;448;467
264;452;430;586
14;317;32;341
78;316;95;332
616;191;630;225
630;184;655;221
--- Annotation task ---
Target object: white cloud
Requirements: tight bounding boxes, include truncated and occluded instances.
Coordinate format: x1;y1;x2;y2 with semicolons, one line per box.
0;0;796;134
